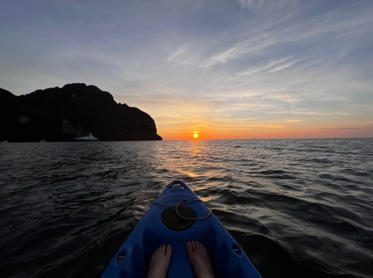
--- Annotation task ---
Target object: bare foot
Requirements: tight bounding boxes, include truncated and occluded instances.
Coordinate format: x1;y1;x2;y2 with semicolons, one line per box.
147;245;172;278
187;241;215;278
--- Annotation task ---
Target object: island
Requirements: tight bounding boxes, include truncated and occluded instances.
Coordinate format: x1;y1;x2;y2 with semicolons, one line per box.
0;83;162;142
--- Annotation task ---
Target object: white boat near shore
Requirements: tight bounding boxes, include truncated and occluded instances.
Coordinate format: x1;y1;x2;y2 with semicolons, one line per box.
75;133;98;141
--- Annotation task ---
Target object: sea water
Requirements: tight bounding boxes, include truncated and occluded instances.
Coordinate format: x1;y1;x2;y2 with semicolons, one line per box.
0;139;372;278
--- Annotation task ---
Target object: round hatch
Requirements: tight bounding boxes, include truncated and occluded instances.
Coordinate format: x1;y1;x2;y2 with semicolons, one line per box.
161;207;196;231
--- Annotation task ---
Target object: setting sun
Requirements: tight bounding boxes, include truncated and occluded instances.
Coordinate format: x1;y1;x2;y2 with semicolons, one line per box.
193;133;198;139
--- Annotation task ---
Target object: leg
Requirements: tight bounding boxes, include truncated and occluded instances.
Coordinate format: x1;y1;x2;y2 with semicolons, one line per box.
187;241;215;278
147;244;172;278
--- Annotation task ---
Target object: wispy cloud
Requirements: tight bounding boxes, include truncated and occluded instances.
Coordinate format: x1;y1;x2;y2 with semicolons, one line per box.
237;0;264;10
319;127;363;130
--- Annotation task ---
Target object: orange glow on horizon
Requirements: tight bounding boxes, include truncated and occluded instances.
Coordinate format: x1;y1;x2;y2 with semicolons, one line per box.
158;124;372;140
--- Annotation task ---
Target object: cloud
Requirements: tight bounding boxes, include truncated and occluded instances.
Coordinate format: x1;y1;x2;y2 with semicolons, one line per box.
319;128;363;130
268;58;302;73
237;0;264;10
234;56;300;78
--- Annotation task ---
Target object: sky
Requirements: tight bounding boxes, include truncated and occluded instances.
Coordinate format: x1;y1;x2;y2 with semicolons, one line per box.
1;0;373;140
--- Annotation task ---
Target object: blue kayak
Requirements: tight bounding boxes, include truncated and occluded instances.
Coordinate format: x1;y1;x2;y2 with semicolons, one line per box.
100;180;263;278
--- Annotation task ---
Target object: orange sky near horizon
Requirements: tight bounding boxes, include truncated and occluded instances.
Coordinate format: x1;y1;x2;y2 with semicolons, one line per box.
159;124;373;140
134;90;373;141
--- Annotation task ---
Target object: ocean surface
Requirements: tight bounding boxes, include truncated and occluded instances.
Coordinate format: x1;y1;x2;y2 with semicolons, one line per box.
0;139;372;278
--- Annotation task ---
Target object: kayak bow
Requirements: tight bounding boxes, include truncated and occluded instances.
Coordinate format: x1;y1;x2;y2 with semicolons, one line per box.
100;180;262;278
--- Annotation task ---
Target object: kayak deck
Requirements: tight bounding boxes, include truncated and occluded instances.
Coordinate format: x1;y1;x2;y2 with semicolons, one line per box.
100;180;262;278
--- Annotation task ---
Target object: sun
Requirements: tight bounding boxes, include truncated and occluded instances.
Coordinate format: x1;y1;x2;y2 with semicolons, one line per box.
193;133;199;139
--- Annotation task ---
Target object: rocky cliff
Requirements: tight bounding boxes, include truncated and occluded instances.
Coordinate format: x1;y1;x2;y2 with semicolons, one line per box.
0;84;162;141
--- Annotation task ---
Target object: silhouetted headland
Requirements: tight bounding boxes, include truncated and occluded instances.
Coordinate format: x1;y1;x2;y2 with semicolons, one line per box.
0;83;162;142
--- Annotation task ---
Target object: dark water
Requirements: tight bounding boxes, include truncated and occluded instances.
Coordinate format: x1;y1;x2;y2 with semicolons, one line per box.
0;139;372;278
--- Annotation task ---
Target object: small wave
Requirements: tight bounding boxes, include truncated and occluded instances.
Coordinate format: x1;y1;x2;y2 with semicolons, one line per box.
254;169;297;179
340;168;372;178
318;173;352;182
